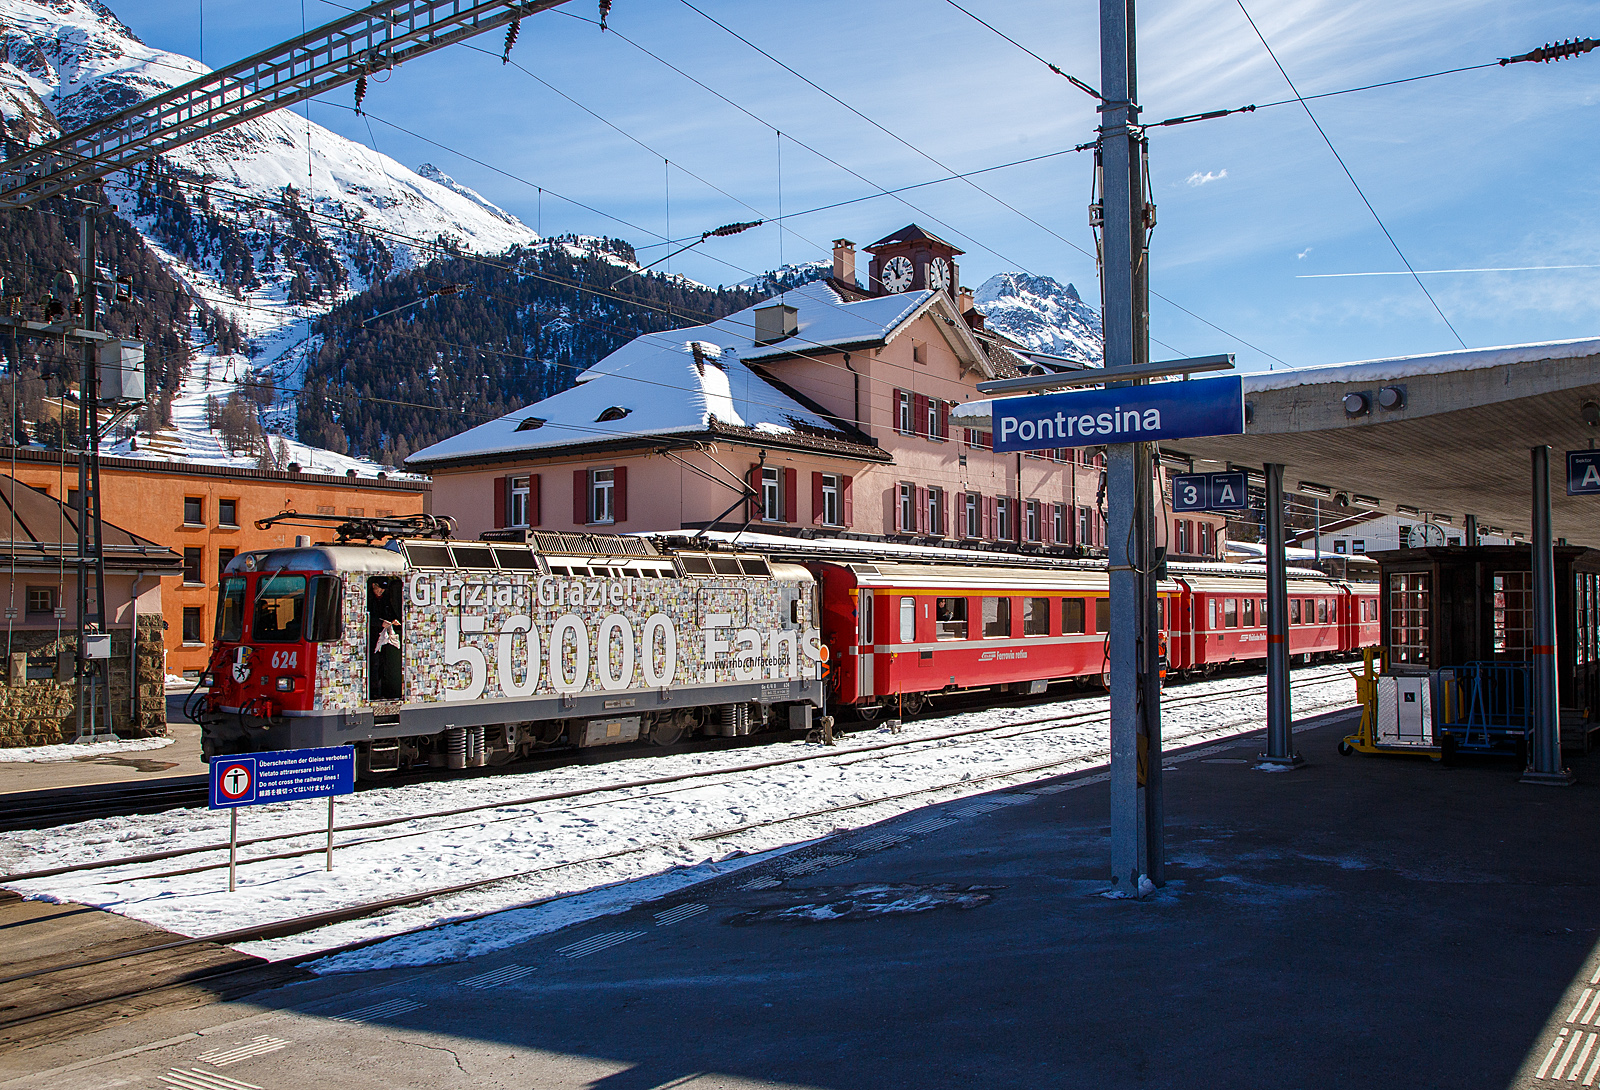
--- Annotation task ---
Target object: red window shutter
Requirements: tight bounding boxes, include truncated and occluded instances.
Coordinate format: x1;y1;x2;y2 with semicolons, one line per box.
784;467;797;523
940;489;949;536
613;466;627;523
915;486;927;532
530;474;541;527
893;484;904;533
983;496;995;540
937;400;950;439
981;431;992;451
1042;504;1053;544
749;464;763;519
841;475;853;527
811;472;825;525
492;476;507;528
573;469;588;525
913;393;929;438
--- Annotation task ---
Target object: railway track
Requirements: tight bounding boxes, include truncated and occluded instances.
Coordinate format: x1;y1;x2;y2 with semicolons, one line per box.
1;668;1345;889
1;671;1356;1014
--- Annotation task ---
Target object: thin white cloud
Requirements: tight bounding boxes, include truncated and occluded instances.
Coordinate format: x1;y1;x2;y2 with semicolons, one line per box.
1298;247;1313;259
1185;169;1228;187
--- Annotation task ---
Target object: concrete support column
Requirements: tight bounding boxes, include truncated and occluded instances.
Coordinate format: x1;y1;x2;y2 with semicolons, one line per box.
1464;513;1477;545
1261;463;1301;768
1523;446;1574;785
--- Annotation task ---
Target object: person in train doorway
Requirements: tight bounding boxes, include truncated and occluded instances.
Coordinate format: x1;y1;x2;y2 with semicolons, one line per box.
368;576;403;700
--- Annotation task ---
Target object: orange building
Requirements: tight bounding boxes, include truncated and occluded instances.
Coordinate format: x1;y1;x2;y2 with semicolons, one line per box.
0;450;430;676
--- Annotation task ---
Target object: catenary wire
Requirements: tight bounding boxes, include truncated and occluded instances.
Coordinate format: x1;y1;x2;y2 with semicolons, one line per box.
1233;0;1467;350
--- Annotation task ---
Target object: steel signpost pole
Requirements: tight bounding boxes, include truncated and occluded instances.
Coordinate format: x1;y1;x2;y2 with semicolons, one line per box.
1526;446;1573;784
1261;464;1298;767
1098;0;1153;895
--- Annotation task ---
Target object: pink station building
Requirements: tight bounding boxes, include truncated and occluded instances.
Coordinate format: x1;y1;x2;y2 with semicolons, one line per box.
407;225;1228;559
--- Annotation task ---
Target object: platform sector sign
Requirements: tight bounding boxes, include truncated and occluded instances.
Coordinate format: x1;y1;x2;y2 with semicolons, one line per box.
208;746;355;809
1172;472;1250;512
1568;451;1600;496
992;375;1245;453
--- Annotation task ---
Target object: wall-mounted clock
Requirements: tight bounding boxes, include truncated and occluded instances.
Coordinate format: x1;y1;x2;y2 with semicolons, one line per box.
881;255;914;293
927;257;951;292
1406;522;1447;548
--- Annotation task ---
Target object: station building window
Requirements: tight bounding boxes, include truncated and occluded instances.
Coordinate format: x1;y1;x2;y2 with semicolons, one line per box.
218;547;236;574
1025;501;1040;543
1352;540;1366;554
1390;572;1431;664
819;474;841;527
218;498;238;527
899;483;915;533
1492;571;1533;659
590;468;616;524
182;606;203;645
1333;539;1347;554
925;486;945;536
761;466;783;522
509;476;532;527
183;496;203;525
997;498;1014;542
183;547;203;584
25;586;54;616
964;493;981;539
1053;504;1066;544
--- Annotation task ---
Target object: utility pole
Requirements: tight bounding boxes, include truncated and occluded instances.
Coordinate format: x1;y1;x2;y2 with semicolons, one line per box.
74;205;109;740
1099;0;1162;893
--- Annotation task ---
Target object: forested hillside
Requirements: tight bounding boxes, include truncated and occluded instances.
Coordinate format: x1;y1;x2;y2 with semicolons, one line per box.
298;239;768;464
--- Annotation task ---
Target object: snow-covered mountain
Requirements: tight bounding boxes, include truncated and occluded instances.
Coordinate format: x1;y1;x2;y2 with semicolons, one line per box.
0;0;552;476
736;260;831;295
974;272;1103;365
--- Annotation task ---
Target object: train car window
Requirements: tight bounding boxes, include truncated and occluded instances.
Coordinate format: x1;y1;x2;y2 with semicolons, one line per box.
215;577;246;642
859;593;874;644
936;597;968;640
1260;599;1267;622
712;557;742;576
1317;599;1328;624
680;555;714;576
1242;598;1255;627
900;597;916;643
1095;597;1110;634
1023;597;1050;636
405;543;452;567
1209;599;1217;628
548;564;570;575
493;548;536;570
1063;598;1085;634
306;576;344;642
569;565;593;577
253;575;306;642
1303;598;1315;622
739;558;772;577
1223;599;1238;628
1290;599;1302;625
451;545;495;568
982;597;1011;638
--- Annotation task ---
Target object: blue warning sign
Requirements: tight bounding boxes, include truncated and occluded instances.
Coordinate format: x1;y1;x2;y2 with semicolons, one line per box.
209;746;354;809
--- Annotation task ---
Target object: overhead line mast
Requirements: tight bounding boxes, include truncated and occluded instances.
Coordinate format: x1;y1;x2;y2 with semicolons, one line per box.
0;0;575;210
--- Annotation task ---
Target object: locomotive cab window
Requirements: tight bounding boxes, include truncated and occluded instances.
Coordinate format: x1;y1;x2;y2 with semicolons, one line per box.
306;576;344;643
216;576;246;642
253;575;306;642
936;597;968;640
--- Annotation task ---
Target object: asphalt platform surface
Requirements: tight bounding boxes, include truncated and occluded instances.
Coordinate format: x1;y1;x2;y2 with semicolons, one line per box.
6;706;1600;1089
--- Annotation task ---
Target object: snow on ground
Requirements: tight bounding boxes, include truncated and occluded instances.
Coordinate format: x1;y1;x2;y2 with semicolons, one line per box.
0;665;1357;969
0;736;174;763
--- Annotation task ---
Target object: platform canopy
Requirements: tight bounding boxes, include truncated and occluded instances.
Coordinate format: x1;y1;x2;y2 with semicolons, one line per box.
955;338;1600;546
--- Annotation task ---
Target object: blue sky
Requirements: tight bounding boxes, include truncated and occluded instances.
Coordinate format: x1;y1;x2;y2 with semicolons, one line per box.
106;0;1600;372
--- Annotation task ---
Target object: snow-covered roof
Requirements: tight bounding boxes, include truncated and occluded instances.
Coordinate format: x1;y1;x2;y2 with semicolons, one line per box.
410;281;984;466
407;332;855;466
1240;336;1600;393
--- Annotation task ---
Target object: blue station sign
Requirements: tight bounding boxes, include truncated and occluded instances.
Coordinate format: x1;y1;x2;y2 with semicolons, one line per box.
991;375;1246;453
209;745;355;809
1569;450;1600;496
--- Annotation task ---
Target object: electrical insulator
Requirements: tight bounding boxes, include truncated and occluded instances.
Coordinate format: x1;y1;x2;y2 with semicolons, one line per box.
354;74;367;114
1088;202;1104;228
599;0;612;30
502;17;520;62
1501;37;1598;65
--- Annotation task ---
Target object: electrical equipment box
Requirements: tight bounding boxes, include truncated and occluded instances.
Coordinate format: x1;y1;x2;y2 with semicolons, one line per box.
1376;675;1432;747
97;339;145;403
83;633;112;660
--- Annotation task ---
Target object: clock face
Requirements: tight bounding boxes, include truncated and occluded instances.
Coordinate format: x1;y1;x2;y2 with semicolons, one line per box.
881;255;914;293
1406;523;1446;548
927;257;951;292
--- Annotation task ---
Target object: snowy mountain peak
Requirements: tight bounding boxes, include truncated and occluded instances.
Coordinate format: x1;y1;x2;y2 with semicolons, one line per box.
415;164;526;228
974;271;1103;364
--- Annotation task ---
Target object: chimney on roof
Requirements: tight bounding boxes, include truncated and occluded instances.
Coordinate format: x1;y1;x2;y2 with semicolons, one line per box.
957;285;973;312
832;239;856;285
754;302;798;345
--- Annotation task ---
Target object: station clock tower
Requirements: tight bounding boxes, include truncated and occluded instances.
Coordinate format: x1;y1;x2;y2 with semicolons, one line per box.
865;224;964;300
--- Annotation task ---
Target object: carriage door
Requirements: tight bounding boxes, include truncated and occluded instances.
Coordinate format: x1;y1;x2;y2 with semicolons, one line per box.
857;591;874;697
368;575;404;701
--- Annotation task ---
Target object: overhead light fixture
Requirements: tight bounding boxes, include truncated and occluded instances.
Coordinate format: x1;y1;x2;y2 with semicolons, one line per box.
1343;392;1370;416
1432;513;1453;525
1396;504;1420;516
1351;494;1381;509
1297;481;1333;498
1378;385;1406;411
